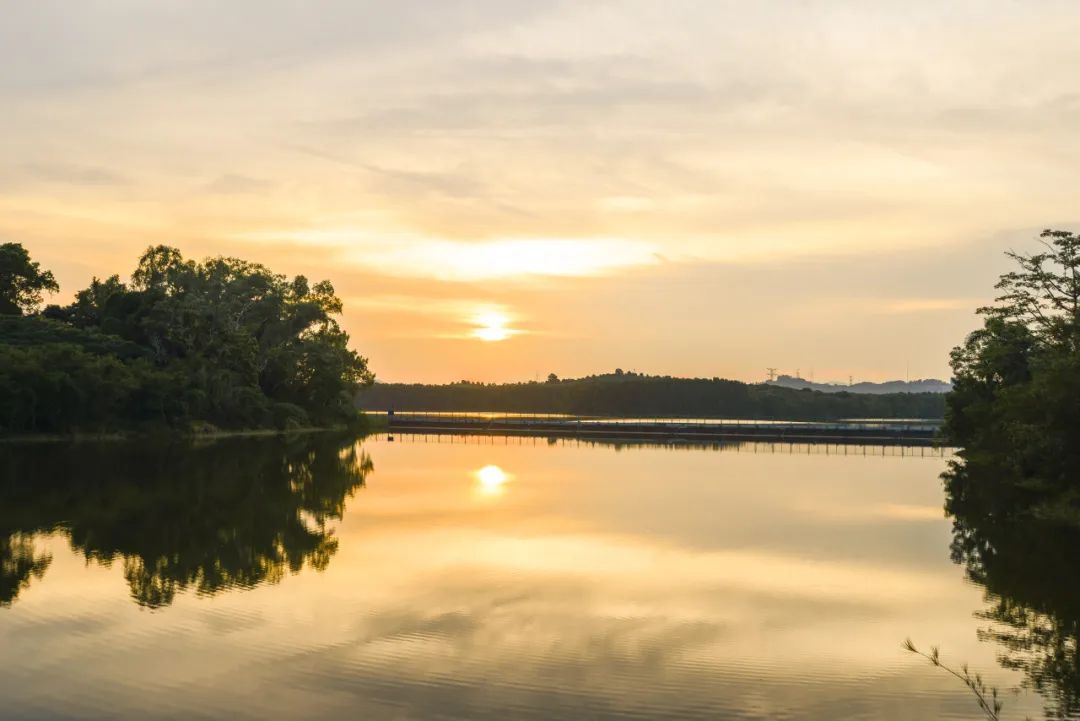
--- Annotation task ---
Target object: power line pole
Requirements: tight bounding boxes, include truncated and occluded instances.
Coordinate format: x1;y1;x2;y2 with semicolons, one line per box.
766;367;778;381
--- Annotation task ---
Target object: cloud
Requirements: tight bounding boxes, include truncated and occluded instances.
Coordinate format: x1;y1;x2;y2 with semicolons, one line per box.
351;238;661;281
343;295;529;340
880;298;983;314
237;231;661;281
5;0;1080;381
204;174;275;194
18;162;128;186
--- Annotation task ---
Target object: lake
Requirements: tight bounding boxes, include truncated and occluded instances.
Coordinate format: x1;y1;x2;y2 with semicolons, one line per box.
0;432;1071;720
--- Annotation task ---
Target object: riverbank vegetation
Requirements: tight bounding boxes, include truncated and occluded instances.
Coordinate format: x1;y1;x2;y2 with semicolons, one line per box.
937;229;1080;718
358;372;946;420
0;243;373;435
944;229;1080;522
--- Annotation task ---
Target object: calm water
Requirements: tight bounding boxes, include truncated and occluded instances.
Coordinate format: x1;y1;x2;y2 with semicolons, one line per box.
0;433;1071;720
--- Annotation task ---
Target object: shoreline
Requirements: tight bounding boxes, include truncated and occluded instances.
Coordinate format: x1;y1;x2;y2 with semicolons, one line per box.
0;415;388;445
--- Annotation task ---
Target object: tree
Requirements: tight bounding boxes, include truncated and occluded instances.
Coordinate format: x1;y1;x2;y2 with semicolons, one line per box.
48;274;128;327
1;245;374;433
546;373;559;384
945;228;1080;517
130;244;190;292
981;229;1080;349
356;374;945;419
0;243;58;316
936;230;1080;718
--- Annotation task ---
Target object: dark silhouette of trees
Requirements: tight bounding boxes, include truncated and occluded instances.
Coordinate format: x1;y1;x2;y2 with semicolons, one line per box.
945;229;1080;520
358;373;945;420
0;242;58;315
941;229;1080;718
0;243;374;433
0;433;373;608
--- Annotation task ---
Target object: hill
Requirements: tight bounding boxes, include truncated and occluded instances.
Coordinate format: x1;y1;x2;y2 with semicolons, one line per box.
357;372;946;420
766;375;951;395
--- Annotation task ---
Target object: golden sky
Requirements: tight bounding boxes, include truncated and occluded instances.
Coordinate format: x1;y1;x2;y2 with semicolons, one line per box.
4;1;1080;382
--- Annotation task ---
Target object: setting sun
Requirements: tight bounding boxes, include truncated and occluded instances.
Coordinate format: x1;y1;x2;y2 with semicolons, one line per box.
472;311;515;342
7;3;1080;720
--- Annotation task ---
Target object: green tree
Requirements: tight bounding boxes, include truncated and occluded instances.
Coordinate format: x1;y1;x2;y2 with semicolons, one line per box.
1;244;374;434
982;229;1080;349
0;242;59;315
945;229;1080;514
357;374;945;420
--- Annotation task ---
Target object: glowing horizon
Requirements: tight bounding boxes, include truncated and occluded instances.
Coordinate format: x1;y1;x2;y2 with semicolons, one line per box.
5;1;1079;383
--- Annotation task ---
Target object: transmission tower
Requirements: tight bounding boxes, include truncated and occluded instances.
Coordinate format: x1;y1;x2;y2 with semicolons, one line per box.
766;367;778;381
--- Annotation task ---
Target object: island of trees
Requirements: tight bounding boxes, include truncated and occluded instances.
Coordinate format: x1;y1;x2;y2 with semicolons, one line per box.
358;371;947;420
0;243;373;435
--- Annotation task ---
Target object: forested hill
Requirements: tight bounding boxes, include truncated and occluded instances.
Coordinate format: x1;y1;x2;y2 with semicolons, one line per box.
357;373;946;420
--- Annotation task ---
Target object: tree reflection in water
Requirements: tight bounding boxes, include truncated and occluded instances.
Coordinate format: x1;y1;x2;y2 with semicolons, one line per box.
0;434;372;608
945;458;1080;720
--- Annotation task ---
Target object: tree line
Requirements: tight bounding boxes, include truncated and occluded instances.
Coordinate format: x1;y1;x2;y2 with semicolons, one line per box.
939;229;1080;718
944;229;1080;521
358;373;947;420
0;242;373;434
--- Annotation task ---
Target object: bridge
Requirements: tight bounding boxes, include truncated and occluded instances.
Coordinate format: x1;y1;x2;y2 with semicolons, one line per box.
373;411;943;446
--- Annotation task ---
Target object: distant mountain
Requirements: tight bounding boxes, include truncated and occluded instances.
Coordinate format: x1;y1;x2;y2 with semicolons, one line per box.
765;375;952;395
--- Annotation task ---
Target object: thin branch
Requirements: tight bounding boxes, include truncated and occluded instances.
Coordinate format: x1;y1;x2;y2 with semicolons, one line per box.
903;639;1004;720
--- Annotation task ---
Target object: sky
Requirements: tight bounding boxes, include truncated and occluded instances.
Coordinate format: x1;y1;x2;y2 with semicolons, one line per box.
3;0;1080;383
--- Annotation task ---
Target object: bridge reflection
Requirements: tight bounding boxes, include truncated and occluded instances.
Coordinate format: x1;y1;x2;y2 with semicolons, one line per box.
375;432;953;458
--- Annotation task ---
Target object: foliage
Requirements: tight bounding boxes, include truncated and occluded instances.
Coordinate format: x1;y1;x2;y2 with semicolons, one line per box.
945;229;1080;518
0;243;374;433
941;230;1080;719
0;242;58;315
358;372;946;420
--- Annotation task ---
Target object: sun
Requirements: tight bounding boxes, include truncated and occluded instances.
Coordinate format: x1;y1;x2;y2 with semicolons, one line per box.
471;310;514;342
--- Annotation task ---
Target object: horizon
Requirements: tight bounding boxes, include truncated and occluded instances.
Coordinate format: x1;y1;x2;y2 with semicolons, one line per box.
5;7;1080;721
6;2;1080;383
366;370;953;386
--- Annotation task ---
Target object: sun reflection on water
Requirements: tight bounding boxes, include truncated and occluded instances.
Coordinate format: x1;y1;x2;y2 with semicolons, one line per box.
475;465;510;495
